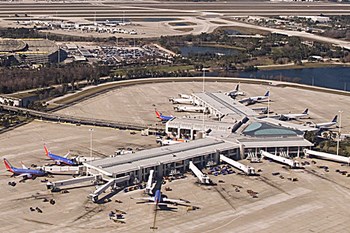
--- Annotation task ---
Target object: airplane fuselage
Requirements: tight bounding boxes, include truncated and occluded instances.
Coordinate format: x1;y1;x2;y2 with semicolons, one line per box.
48;153;76;166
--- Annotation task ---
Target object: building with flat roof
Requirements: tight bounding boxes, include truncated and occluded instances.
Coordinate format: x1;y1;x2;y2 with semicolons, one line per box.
85;138;239;184
84;91;314;186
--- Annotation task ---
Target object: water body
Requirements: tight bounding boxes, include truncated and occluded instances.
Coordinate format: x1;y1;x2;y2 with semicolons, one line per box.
140;18;178;22
238;67;350;92
180;46;240;56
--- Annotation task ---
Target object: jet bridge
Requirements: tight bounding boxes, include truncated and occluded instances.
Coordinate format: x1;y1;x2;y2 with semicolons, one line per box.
189;161;212;184
89;175;130;203
40;165;82;175
46;174;102;191
220;154;256;176
145;170;155;194
304;149;350;164
260;150;302;169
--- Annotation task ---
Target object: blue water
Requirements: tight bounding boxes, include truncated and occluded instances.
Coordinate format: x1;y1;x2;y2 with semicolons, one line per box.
238;67;350;91
140;18;177;22
180;46;239;56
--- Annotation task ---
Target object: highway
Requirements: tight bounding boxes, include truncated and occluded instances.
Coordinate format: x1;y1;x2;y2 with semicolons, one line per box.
0;104;163;132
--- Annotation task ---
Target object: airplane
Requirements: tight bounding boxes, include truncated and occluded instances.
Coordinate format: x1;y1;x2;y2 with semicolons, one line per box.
225;84;245;99
279;108;309;121
178;93;191;99
3;158;46;180
132;178;190;207
314;115;338;129
157;137;189;146
169;97;194;105
44;145;78;166
155;110;174;122
239;91;270;105
174;105;207;113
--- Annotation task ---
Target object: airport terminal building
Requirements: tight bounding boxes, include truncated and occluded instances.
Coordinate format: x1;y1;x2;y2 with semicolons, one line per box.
84;92;313;185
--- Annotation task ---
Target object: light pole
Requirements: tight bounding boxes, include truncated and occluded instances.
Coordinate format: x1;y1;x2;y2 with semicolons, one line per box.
267;88;270;118
202;68;209;132
337;110;343;156
89;128;94;159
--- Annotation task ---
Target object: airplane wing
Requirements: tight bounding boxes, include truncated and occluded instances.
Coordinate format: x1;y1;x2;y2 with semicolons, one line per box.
64;151;70;158
131;197;154;202
21;162;28;169
163;197;190;205
18;173;32;178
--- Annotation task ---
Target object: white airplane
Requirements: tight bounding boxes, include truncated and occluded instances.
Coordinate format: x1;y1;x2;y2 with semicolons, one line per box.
169;97;193;105
239;91;270;105
279;108;309;121
174;105;207;113
252;107;269;114
156;136;189;146
145;170;155;195
225;84;244;99
178;93;191;99
314;115;338;129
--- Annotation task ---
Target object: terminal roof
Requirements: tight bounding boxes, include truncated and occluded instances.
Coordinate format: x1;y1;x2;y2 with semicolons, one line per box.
86;138;239;176
192;92;258;120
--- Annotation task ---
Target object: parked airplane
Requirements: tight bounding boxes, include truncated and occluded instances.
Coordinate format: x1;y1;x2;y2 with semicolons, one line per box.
314;115;338;129
174;105;207;113
169;97;193;105
178;93;191;99
132;179;190;207
44;145;78;166
239;91;270;105
279;109;309;121
155;110;174;122
3;158;46;179
225;84;244;99
157;138;189;146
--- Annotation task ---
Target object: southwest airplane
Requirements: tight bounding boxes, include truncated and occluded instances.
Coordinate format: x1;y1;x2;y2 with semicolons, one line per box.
3;158;46;179
239;91;270;105
155;110;174;122
44;145;77;166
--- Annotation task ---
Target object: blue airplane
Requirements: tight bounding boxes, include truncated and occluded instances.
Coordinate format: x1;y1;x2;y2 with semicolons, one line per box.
3;158;46;179
155;110;174;122
132;177;190;207
44;145;78;166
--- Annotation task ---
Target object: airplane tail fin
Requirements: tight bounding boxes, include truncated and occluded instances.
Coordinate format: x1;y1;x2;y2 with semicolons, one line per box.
44;144;49;156
303;108;309;114
235;84;239;91
332;115;338;123
265;91;270;97
3;158;14;172
155;110;161;119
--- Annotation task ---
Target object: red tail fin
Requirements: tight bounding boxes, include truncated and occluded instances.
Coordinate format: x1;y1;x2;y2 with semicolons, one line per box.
44;144;49;156
3;158;13;172
155;110;161;119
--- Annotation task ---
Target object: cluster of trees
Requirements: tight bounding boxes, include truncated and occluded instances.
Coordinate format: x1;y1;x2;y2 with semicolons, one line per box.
114;67;192;79
0;63;110;94
0;28;133;43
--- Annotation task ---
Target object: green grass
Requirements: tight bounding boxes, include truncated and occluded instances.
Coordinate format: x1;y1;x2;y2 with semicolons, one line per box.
259;62;350;71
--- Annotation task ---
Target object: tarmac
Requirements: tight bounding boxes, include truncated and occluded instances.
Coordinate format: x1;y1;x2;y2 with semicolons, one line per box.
0;80;350;232
58;81;350;133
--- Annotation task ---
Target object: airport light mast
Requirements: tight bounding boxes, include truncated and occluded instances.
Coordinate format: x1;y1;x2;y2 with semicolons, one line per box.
202;68;209;132
89;128;94;159
337;110;343;156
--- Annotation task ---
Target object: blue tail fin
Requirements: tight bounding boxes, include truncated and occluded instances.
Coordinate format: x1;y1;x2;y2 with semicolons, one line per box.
303;108;309;114
264;91;270;97
332;115;338;123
